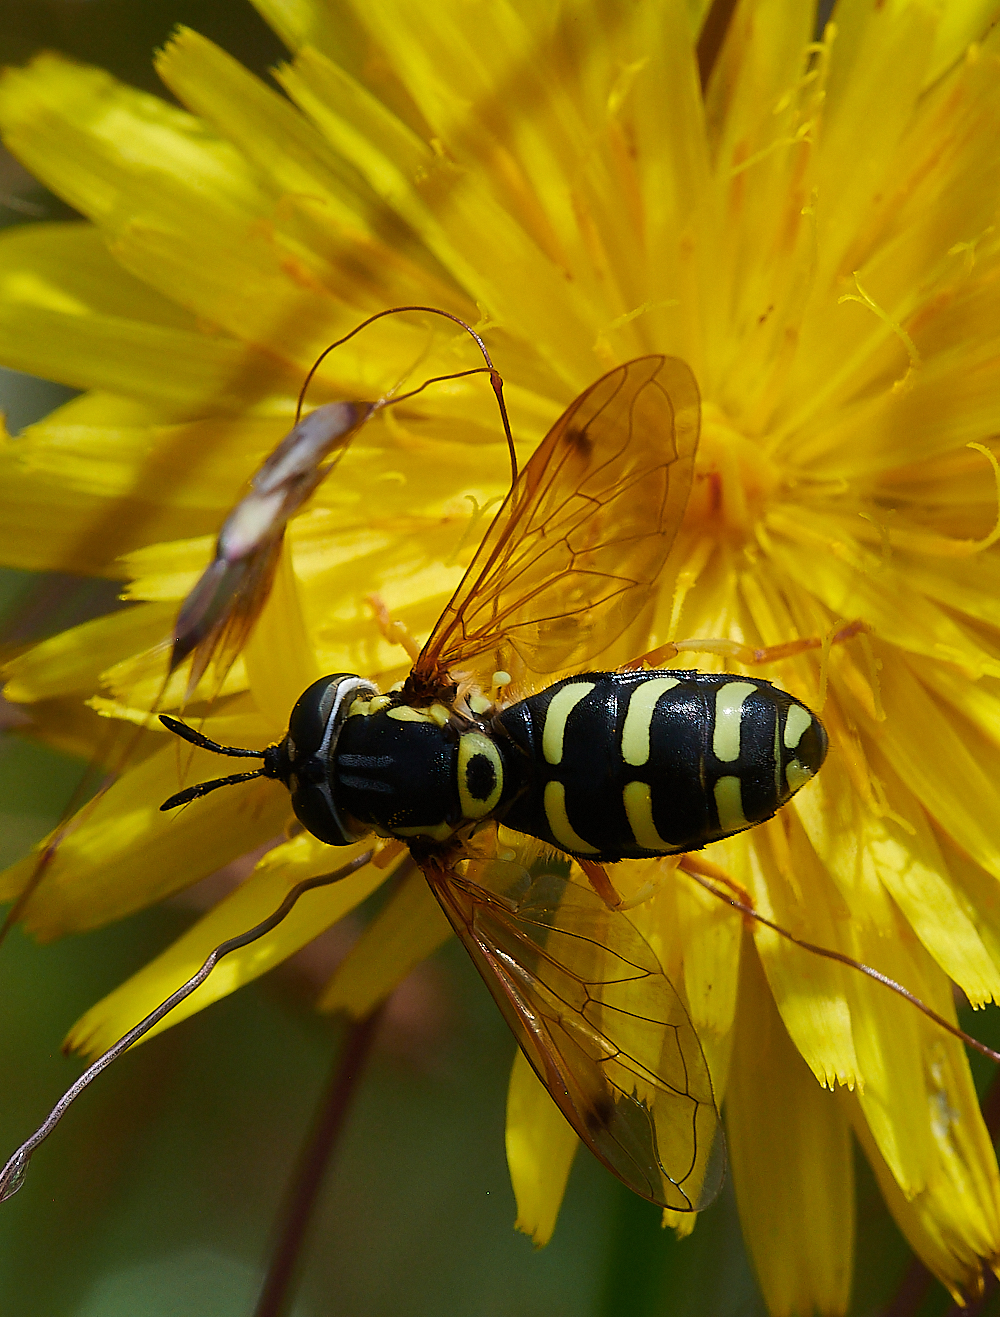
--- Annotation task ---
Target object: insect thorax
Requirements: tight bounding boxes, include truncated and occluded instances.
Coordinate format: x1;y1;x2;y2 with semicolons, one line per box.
330;694;512;844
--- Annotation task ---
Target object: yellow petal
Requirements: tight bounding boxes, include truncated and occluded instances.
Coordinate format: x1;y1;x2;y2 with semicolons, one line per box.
878;657;1000;880
243;538;321;733
506;1048;579;1247
846;1072;1000;1302
727;940;854;1317
318;861;451;1018
278;45;596;381
747;817;860;1089
862;742;1000;1006
679;835;745;1041
767;511;1000;678
0;211;290;407
0;400;290;574
843;905;949;1195
3;603;173;704
67;832;392;1056
794;730;1000;1007
0;713;289;936
157;27;459;313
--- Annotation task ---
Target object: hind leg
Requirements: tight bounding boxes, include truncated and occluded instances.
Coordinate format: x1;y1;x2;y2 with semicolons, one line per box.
620;619;868;671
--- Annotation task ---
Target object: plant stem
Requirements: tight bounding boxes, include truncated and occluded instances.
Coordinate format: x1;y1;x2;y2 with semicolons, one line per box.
253;1006;386;1317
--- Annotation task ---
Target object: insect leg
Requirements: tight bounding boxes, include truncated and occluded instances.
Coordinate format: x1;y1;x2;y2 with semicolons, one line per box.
367;593;422;664
677;852;754;910
621;619;869;671
575;858;624;910
677;855;1000;1066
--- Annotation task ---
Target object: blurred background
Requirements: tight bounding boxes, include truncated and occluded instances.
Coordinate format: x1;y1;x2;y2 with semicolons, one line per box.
0;4;996;1315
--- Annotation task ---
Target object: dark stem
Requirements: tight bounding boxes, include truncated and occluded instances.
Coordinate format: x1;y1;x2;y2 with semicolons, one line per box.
253;1005;386;1317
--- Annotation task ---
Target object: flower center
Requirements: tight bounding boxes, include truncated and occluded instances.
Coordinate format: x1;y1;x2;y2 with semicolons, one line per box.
687;403;780;543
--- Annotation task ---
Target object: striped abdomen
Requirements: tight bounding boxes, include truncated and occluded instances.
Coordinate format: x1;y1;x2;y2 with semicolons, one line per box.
493;671;826;862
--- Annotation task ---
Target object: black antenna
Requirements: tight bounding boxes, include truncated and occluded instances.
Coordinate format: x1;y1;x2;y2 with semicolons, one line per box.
159;714;267;759
0;850;376;1203
160;770;268;811
158;715;283;810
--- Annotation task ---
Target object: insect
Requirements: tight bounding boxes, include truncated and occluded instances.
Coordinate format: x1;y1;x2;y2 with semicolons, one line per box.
3;317;996;1216
154;351;828;1214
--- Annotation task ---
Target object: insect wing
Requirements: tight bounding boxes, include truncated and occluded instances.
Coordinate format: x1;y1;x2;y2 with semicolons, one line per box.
413;356;699;686
171;401;372;690
425;861;724;1212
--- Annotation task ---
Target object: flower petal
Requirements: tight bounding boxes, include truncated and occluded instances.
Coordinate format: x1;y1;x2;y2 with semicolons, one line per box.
506;1048;579;1247
846;1073;1000;1301
727;940;854;1317
0;714;290;936
0;211;288;407
747;818;860;1089
3;603;173;704
243;539;322;733
66;833;391;1057
318;861;451;1018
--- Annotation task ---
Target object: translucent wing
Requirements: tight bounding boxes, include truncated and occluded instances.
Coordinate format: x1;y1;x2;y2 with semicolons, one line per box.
412;357;699;689
422;858;724;1212
171;402;372;692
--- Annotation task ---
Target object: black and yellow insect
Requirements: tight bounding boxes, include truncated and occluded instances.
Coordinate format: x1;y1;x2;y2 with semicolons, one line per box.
162;354;827;1214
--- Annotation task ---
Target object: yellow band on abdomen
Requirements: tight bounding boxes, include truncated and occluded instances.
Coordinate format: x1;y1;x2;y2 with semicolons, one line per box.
543;780;599;853
542;683;595;765
714;775;749;833
621;677;679;766
622;780;674;850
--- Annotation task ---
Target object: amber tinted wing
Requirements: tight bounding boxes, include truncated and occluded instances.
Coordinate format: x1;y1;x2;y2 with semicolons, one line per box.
423;859;724;1212
413;356;699;685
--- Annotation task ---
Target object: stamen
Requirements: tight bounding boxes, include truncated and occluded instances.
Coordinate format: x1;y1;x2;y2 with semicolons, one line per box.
963;443;1000;553
838;273;921;391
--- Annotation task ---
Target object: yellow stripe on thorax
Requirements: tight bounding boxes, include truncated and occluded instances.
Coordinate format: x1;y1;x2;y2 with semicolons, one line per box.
457;731;503;819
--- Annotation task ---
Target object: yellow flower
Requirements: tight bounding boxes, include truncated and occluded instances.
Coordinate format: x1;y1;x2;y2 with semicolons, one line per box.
2;1;1000;1310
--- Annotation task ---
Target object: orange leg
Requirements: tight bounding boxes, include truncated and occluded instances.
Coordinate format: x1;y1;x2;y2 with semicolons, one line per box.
621;619;868;671
577;858;624;910
367;593;421;663
372;838;407;869
678;854;755;924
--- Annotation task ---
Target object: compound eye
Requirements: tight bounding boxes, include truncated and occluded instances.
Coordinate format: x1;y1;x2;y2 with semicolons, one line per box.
286;674;358;759
282;673;377;846
289;778;358;846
